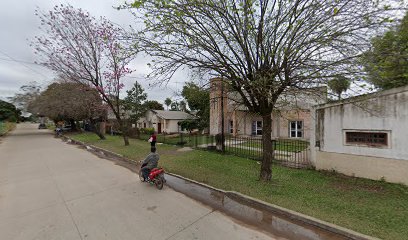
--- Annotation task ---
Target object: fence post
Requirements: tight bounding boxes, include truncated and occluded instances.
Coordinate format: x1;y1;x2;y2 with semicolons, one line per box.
271;139;276;162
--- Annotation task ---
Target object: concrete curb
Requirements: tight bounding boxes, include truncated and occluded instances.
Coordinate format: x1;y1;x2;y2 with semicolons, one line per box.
166;173;379;240
63;135;379;240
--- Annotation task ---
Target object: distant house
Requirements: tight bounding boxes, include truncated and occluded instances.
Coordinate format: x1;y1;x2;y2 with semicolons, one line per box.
138;110;196;134
311;85;408;185
106;108;195;134
209;78;326;140
105;106;131;134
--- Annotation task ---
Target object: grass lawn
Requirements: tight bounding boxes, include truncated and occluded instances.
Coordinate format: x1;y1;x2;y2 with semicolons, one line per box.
46;122;56;130
0;122;16;136
72;132;180;160
70;132;408;240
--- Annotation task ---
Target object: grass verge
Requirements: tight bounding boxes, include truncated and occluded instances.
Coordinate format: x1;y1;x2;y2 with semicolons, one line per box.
70;132;408;240
0;122;16;136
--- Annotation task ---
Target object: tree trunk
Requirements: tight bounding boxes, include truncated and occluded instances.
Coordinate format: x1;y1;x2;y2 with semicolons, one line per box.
123;134;129;146
260;113;273;181
69;119;76;131
90;119;105;140
135;127;140;138
119;119;130;146
75;121;82;133
99;121;106;135
111;110;130;146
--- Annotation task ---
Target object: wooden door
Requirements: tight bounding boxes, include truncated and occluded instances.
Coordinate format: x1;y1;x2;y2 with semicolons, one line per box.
158;123;162;133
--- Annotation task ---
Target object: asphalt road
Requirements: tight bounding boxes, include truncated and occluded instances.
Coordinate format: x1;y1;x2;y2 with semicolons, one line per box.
0;124;277;240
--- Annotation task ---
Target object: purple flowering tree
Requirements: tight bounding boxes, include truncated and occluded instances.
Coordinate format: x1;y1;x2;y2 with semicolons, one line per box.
32;5;135;145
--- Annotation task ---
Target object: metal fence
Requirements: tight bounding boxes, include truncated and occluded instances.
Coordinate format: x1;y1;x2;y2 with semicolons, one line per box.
272;139;311;168
223;135;311;168
138;133;311;168
138;133;216;149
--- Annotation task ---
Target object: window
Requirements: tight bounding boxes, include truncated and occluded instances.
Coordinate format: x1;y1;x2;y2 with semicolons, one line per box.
345;131;388;147
229;120;234;134
289;121;303;138
252;121;262;136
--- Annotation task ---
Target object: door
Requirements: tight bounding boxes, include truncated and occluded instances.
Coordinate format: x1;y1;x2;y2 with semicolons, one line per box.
158;123;162;133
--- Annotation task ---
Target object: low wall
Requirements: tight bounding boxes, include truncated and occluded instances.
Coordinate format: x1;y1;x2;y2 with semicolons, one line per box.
316;151;408;185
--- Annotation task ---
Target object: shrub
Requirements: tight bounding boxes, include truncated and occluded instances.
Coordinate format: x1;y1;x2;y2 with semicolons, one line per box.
140;127;155;135
0;121;16;136
128;127;140;138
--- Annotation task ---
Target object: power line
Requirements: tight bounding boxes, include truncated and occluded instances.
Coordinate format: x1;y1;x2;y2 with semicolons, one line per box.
123;75;144;79
0;57;39;65
0;50;49;79
0;57;41;66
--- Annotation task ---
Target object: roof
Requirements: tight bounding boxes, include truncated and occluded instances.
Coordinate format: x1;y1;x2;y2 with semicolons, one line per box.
151;110;196;120
314;84;408;109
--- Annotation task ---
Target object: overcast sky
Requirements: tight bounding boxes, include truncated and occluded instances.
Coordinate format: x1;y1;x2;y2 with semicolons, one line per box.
0;0;186;105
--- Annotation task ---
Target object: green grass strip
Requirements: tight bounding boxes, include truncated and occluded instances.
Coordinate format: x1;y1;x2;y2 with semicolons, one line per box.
70;132;408;240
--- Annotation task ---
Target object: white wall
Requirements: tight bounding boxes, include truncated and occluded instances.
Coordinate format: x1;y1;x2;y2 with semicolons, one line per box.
137;110;192;133
316;86;408;161
137;111;157;129
165;120;180;133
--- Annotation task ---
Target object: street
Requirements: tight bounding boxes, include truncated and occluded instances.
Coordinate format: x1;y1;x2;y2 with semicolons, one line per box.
0;124;276;240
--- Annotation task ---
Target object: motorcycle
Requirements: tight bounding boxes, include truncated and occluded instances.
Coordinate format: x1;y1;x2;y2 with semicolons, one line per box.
55;127;63;137
139;164;166;190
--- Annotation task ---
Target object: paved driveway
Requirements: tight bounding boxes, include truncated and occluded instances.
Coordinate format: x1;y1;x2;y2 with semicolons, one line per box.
0;124;276;240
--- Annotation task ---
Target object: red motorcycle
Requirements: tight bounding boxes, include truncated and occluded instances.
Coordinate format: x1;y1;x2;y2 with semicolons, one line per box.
139;165;166;190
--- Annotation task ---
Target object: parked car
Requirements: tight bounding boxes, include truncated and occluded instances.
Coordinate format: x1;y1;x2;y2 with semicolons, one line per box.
38;123;47;129
61;125;72;132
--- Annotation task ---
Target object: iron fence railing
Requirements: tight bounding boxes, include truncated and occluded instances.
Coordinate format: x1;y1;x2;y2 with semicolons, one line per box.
138;133;311;168
138;133;216;149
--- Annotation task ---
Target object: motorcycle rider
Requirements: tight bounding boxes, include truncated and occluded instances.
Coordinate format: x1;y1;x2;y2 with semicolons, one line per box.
141;147;159;181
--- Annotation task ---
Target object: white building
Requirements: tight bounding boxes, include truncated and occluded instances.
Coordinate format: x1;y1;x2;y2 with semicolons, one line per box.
311;85;408;185
209;78;326;139
138;110;196;134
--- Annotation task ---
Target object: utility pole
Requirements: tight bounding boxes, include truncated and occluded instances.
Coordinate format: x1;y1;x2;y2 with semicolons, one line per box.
174;81;183;96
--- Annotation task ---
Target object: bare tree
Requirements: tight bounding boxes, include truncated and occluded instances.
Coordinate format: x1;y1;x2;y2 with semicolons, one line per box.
125;0;403;181
32;4;135;145
8;82;41;113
